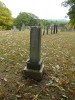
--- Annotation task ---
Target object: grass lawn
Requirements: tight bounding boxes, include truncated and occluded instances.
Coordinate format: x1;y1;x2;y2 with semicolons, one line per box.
0;30;75;100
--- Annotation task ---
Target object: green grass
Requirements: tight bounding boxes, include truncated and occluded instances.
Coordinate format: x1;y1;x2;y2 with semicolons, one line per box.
0;30;75;100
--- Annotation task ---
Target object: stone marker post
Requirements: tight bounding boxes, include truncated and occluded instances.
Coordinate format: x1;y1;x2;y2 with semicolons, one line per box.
56;25;58;33
43;26;45;35
23;26;44;80
46;26;49;35
21;23;25;31
53;24;58;34
13;26;17;31
53;24;56;34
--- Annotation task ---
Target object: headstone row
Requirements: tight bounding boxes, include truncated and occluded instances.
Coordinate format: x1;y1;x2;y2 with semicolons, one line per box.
42;24;58;35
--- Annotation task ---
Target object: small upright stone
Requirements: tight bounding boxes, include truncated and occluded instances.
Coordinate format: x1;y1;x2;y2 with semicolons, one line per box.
53;24;58;34
23;26;44;80
21;23;25;31
13;26;17;31
46;26;49;35
43;26;45;35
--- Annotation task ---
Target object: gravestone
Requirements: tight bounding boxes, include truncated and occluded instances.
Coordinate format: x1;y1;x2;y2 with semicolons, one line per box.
23;26;44;80
43;26;45;35
13;26;17;31
53;24;58;34
18;26;21;31
56;25;58;33
51;26;53;34
21;23;25;31
46;26;49;35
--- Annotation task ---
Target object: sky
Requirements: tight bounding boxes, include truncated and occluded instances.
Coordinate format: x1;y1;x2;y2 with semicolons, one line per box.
1;0;69;20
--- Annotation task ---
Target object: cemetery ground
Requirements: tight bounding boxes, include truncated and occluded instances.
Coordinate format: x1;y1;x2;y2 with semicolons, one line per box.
0;30;75;100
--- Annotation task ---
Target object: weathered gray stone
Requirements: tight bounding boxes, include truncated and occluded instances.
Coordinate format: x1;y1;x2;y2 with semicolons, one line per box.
53;24;58;34
27;59;42;70
30;27;41;62
46;26;49;35
13;26;17;31
23;64;44;80
21;23;25;31
23;26;44;80
43;26;45;35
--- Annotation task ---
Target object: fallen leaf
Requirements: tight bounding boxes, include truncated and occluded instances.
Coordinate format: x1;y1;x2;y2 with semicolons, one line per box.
61;94;68;99
24;93;33;99
3;78;7;82
33;94;38;100
16;94;21;98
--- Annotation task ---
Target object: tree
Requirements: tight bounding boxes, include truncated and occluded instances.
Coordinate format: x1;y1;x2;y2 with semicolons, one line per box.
28;13;40;26
0;1;6;7
0;1;13;30
14;12;40;28
40;19;51;29
62;0;75;27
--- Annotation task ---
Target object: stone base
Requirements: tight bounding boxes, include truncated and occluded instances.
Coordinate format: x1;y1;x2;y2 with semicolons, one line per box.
27;59;42;70
23;64;44;81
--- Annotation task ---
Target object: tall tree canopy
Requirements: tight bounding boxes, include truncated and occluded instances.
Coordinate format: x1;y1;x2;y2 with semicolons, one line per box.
62;0;75;27
0;1;13;29
0;1;6;7
14;12;40;28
